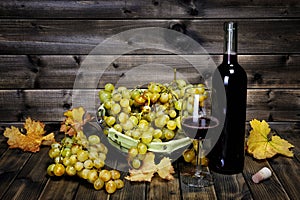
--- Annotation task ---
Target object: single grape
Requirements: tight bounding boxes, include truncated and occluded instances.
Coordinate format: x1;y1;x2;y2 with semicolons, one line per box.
47;164;56;176
94;158;105;169
167;120;177;131
99;169;111;182
137;142;147;155
114;179;125;189
48;148;60;159
74;161;84;171
83;159;94;169
88;135;101;145
110;170;121;180
104;83;115;93
53;163;65;176
66;165;77;176
183;149;195;163
87;169;99;183
128;147;139;159
105;180;117;194
131;158;141;169
94;178;105;190
77;150;89;162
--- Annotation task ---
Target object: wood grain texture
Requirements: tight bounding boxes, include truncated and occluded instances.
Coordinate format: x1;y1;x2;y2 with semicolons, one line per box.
0;20;299;55
0;0;299;19
0;55;299;89
0;89;299;122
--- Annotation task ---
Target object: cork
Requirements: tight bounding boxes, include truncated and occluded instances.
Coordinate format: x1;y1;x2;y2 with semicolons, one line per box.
252;167;272;183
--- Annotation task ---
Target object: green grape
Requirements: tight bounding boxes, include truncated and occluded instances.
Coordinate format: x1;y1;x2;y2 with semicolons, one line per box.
61;147;72;157
113;123;122;132
154;115;169;128
88;135;101;145
129;115;139;126
121;120;134;131
99;169;111;182
131;129;141;140
110;103;121;115
163;128;175;140
87;169;99;183
48;147;60;159
88;151;98;160
137;142;147;154
94;158;105;169
128;147;139;159
168;109;177;118
131;158;141;169
63;137;74;148
54;156;63;164
98;152;107;161
153;129;163;139
152;138;162;142
53;163;65;176
148;82;161;93
74;161;84;171
131;90;141;100
51;142;61;149
79;168;90;179
121;89;131;99
63;157;72;166
69;154;77;165
95;143;107;153
114;179;125;189
137;119;149;130
159;92;169;103
99;90;112;103
167;120;177;131
105;180;117;194
77;150;89;162
141;132;153;144
120;98;130;108
118;112;129;124
105;116;116;127
112;93;122;102
83;159;94;169
94;178;105;190
104;100;113;110
122;106;131;114
66;165;77;176
47;164;56;176
110;170;121;180
71;144;82;155
183;149;196;163
104;83;115;93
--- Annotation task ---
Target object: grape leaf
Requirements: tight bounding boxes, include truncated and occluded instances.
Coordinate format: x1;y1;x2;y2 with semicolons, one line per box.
60;107;93;136
3;118;55;152
247;119;294;159
125;152;174;182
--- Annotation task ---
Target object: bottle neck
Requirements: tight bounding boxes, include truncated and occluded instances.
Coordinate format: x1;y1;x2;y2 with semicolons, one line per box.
223;22;238;64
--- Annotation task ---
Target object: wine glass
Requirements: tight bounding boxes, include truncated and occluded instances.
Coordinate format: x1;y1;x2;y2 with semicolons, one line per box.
180;86;219;188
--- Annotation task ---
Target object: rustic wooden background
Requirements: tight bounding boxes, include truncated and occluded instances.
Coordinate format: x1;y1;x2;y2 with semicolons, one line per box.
0;0;299;129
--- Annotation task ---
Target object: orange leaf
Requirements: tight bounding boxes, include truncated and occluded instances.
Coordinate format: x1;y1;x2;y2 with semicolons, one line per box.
3;118;55;152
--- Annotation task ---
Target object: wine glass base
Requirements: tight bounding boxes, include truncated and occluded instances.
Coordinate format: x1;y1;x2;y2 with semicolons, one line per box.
181;172;213;188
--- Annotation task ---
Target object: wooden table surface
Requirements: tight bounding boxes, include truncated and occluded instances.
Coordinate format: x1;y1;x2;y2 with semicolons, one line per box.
0;122;299;200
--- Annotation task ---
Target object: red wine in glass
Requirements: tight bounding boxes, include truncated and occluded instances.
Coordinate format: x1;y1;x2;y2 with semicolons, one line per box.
182;116;219;140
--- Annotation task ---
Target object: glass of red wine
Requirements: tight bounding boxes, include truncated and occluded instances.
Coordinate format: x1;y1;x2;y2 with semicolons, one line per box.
181;86;219;187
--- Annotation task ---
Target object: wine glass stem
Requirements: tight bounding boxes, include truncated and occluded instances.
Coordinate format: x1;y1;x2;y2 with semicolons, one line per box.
195;139;203;178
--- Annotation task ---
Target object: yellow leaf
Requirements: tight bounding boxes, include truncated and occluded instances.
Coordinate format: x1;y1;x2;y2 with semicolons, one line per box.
3;118;55;152
125;152;175;182
60;107;93;136
247;119;294;159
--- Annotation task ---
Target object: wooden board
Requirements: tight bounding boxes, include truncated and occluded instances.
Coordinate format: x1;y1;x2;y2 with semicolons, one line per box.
0;55;299;89
0;20;299;55
0;0;299;19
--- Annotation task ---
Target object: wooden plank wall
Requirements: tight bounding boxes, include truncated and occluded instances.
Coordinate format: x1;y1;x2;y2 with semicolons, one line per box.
0;0;299;125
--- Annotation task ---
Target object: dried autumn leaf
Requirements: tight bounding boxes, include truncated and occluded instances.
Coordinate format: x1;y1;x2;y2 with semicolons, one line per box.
125;152;175;182
247;119;294;159
3;118;55;152
60;107;93;136
156;157;175;181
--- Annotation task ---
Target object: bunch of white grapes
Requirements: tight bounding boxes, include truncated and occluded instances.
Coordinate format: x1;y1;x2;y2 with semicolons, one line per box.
47;132;124;193
98;80;208;168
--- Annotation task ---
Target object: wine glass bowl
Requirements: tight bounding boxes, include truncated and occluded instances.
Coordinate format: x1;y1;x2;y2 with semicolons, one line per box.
181;86;219;188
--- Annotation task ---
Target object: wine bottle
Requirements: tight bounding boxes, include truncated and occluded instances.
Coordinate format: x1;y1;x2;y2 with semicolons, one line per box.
208;22;247;174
